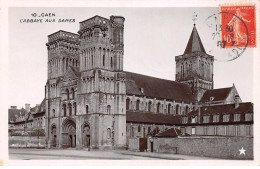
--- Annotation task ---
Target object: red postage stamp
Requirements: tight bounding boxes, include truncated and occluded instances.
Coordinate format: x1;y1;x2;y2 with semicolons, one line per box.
220;5;256;48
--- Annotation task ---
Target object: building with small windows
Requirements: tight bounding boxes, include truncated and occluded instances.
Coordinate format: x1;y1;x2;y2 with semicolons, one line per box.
9;15;253;151
179;102;253;137
8;101;46;131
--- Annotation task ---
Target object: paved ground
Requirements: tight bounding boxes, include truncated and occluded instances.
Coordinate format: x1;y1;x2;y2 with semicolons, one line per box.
9;148;218;160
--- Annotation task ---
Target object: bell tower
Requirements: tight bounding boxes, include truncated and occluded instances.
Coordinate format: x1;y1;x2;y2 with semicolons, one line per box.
45;31;79;148
175;21;214;101
46;30;79;80
77;15;126;149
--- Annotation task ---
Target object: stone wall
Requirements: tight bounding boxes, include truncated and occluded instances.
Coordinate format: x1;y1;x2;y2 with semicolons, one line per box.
148;136;253;160
128;138;139;151
9;136;45;148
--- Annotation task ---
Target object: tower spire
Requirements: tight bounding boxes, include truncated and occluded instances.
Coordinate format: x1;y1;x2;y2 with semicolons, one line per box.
184;25;206;54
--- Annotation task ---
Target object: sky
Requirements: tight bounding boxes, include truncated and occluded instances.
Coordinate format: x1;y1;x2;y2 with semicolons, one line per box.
8;7;253;108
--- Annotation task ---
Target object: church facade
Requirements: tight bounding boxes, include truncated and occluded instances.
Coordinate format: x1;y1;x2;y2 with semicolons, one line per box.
45;15;126;149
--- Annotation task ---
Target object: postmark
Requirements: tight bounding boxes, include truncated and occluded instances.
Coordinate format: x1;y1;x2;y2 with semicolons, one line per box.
220;5;256;48
205;11;249;61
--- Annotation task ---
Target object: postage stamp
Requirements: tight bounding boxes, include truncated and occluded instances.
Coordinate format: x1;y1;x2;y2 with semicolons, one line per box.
220;5;256;48
205;12;248;61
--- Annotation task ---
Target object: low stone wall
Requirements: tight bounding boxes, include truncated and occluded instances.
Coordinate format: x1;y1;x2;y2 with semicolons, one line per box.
128;138;139;151
9;136;46;148
148;136;253;160
157;144;177;154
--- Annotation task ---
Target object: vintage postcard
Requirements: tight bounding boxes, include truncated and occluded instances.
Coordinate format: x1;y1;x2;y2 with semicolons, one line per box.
0;0;259;166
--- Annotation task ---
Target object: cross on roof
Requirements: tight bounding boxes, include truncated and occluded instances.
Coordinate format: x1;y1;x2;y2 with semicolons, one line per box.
192;12;197;26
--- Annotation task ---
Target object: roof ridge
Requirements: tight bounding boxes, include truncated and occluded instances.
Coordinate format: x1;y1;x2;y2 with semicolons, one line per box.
207;87;232;91
125;71;183;85
202;102;253;107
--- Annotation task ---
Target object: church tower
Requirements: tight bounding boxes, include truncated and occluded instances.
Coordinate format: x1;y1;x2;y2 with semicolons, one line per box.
77;15;126;149
175;24;214;101
46;31;79;80
45;31;80;148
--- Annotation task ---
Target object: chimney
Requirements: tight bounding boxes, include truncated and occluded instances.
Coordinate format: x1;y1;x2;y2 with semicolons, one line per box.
25;103;30;113
235;95;240;109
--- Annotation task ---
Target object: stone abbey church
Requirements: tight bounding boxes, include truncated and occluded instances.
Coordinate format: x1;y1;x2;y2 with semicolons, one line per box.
43;15;248;150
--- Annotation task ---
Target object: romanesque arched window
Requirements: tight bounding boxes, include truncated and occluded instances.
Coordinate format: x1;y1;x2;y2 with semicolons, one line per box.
107;105;111;114
136;100;140;111
110;57;113;68
168;103;171;114
52;109;55;117
103;54;105;66
117;82;120;94
107;128;111;139
66;89;69;100
91;55;94;66
148;101;152;112
71;88;75;100
84;55;87;69
176;104;179;115
73;102;76;115
86;105;89;114
66;58;68;70
63;104;66;116
157;102;161;113
68;103;72;116
185;62;188;75
126;98;130;110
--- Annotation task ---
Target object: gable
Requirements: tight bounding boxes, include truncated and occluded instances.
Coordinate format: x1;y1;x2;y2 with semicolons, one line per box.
225;85;242;104
63;66;80;81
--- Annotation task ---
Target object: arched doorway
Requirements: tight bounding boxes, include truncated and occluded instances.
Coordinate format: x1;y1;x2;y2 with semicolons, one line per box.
62;118;76;148
82;123;90;148
51;124;57;147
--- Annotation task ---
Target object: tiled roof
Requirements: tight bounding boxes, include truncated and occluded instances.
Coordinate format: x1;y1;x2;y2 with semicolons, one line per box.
155;128;190;137
125;71;195;103
188;102;253;117
126;111;182;125
184;25;206;54
200;87;232;102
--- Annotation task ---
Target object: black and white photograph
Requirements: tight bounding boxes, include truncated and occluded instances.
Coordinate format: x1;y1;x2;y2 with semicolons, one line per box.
1;0;259;166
